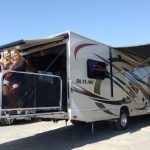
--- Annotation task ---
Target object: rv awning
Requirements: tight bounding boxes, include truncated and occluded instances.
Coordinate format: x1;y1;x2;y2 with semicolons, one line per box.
114;44;150;59
0;33;68;52
113;44;150;68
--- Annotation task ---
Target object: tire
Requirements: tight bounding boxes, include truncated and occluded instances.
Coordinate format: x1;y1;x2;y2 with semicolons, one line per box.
1;118;15;126
114;109;129;130
107;120;116;129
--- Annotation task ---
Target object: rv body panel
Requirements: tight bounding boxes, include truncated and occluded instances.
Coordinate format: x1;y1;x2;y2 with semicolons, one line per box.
69;33;119;122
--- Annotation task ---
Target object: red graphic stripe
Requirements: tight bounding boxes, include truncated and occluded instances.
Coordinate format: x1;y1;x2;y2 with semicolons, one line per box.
74;43;97;59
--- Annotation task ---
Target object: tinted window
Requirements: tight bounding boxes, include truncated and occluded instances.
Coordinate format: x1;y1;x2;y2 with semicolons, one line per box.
87;59;109;79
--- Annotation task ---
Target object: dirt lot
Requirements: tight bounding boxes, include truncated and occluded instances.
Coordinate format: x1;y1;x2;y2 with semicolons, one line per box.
0;115;150;150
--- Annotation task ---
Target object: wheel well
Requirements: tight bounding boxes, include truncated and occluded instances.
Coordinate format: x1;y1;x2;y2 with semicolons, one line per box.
120;106;130;116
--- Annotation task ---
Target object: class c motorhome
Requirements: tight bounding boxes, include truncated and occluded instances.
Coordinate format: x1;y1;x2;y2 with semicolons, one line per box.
0;31;150;130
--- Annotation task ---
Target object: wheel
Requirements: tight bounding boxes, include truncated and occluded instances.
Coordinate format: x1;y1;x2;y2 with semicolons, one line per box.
1;118;15;126
114;109;129;130
107;120;116;129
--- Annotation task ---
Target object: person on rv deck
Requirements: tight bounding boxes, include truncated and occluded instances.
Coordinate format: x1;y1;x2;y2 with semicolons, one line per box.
8;49;27;110
0;49;12;70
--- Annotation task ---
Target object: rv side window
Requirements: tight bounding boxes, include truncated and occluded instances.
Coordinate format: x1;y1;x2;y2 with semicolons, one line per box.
87;59;109;79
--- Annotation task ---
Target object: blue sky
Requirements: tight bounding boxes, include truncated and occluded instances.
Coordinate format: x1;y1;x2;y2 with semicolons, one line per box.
0;0;150;46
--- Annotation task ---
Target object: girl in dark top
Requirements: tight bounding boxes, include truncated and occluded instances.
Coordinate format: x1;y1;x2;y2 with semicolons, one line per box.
8;49;27;112
9;49;27;85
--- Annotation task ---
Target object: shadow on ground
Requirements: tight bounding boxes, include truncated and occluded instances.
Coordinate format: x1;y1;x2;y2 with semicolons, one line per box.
1;115;150;150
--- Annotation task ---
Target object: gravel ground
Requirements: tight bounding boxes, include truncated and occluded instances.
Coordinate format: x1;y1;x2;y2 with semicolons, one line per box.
0;115;150;150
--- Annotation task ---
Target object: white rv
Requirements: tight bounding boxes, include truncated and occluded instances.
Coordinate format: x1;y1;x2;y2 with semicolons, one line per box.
0;31;150;130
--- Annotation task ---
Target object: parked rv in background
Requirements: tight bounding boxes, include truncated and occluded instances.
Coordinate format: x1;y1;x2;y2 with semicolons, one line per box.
0;31;150;130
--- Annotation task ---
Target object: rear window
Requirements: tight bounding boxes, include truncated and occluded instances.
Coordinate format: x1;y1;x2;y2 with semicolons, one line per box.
87;59;109;79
